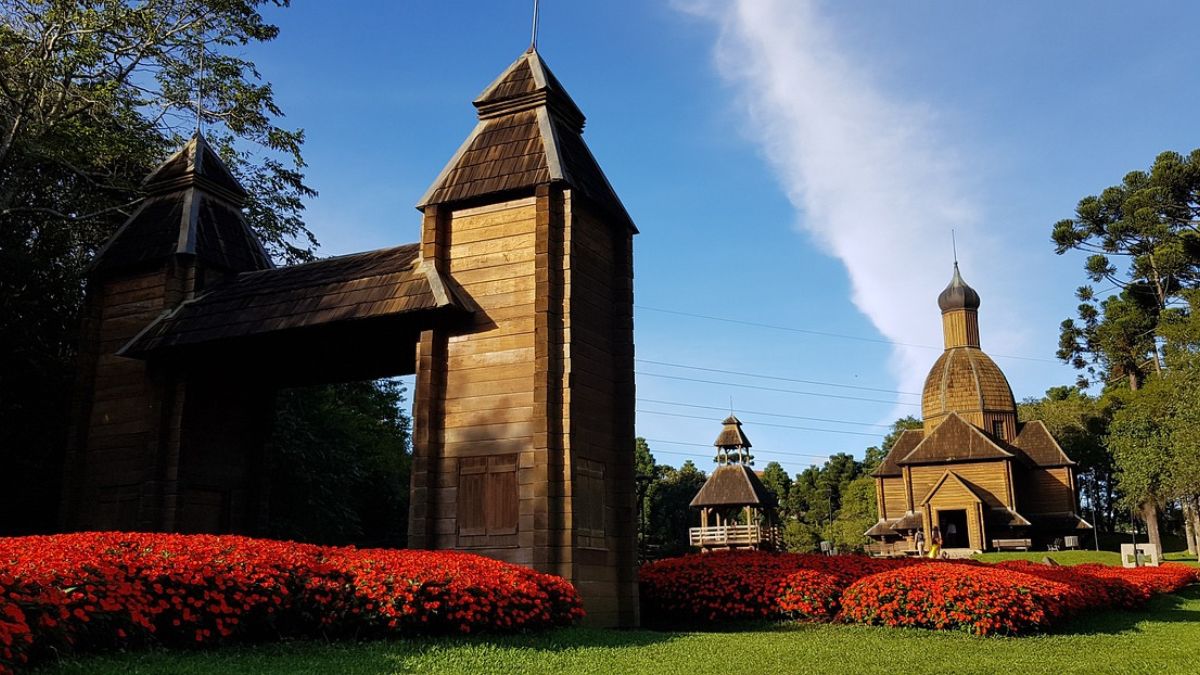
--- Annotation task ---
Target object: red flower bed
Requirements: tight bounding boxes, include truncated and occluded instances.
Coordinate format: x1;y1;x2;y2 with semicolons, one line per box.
637;551;921;626
0;533;582;674
639;550;1197;636
839;563;1075;635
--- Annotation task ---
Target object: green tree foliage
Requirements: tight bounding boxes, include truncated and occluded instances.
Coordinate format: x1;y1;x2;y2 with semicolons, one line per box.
266;379;411;547
1052;148;1200;550
862;415;922;473
643;459;707;559
634;437;666;559
0;0;313;533
1052;149;1200;333
758;461;791;511
830;475;877;551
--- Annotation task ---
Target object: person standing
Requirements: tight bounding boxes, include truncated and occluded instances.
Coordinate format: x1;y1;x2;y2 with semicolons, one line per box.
915;528;926;557
927;526;943;559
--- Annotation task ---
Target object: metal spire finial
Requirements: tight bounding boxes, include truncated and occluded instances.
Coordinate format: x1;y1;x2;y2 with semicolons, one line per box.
951;229;958;266
194;19;205;135
529;0;540;52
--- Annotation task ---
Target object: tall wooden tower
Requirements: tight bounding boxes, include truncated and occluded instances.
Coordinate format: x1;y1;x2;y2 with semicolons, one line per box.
407;48;639;626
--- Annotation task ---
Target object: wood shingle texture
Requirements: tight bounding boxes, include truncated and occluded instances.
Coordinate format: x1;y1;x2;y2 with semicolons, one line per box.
92;133;271;278
418;49;635;232
121;244;467;355
872;429;923;477
900;413;1014;464
689;464;778;509
1011;420;1075;467
713;415;752;449
921;348;1016;428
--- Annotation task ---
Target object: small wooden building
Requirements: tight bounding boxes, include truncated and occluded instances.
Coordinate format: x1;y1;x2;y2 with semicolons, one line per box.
689;416;781;550
866;264;1091;554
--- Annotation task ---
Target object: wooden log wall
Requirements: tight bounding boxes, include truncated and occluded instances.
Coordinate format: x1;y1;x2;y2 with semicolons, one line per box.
62;269;172;530
408;189;637;627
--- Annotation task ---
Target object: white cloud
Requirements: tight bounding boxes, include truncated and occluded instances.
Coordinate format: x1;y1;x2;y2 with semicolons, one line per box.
677;0;1017;412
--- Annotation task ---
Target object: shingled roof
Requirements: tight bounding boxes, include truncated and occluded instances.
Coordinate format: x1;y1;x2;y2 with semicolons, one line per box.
872;429;924;477
92;132;270;278
899;413;1014;465
1011;421;1075;467
714;415;752;449
689;464;778;509
418;49;635;232
120;244;467;356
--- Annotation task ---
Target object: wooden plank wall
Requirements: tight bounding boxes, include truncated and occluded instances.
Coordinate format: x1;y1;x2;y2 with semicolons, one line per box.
909;462;1012;509
413;197;538;560
881;477;907;518
563;197;637;626
66;270;170;530
1019;466;1075;515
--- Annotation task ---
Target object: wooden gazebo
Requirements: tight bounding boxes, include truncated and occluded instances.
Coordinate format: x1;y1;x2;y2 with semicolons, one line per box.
688;416;781;551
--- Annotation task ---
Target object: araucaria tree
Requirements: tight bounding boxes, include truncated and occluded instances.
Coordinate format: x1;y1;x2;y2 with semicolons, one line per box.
0;0;316;533
1053;149;1200;552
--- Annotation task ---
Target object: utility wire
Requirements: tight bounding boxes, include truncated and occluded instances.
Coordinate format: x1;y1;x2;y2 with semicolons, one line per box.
637;409;881;438
635;304;1060;364
642;438;840;463
636;397;894;428
635;358;921;396
638;372;921;407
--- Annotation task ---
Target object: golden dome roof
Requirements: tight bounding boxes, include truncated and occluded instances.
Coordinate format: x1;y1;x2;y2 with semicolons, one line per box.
921;347;1016;425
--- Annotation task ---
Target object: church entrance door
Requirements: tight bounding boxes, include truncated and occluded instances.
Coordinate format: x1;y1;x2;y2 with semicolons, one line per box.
938;509;969;548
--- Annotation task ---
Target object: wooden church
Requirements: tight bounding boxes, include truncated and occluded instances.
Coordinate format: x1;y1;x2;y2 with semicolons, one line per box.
865;264;1091;553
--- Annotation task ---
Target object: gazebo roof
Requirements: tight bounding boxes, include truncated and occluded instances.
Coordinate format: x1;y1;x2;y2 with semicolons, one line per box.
713;414;752;449
689;464;778;509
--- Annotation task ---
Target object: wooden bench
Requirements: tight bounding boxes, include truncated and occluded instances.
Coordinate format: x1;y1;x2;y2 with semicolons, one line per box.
991;538;1032;551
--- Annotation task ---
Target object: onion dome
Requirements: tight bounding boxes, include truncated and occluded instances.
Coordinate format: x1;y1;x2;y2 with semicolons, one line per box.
937;262;980;312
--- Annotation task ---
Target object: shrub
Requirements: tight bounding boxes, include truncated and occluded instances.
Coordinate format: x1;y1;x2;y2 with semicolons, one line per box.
0;533;583;674
637;551;919;627
838;563;1071;635
639;550;1197;637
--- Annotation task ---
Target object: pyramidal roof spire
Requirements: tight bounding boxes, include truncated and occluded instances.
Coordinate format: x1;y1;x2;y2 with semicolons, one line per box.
143;132;247;203
714;415;752;450
92;133;270;277
418;49;635;232
472;49;584;130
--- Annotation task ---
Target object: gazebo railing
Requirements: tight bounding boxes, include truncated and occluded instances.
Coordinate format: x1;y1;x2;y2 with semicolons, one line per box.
689;524;782;548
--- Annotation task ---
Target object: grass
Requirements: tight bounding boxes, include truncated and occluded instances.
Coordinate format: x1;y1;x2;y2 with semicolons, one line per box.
973;549;1200;566
38;551;1200;674
41;586;1200;674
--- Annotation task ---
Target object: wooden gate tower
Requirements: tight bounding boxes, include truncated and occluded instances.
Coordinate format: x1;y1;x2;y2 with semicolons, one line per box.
62;48;639;626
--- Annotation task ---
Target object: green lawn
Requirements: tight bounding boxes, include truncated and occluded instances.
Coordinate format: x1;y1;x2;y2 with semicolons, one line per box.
43;585;1200;675
973;549;1200;566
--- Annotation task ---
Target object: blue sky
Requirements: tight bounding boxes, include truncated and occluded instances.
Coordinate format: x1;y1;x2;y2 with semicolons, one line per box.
239;1;1200;477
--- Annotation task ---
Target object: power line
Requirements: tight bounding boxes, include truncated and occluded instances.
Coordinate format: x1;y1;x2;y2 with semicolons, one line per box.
636;397;894;428
637;409;880;438
642;438;838;463
638;372;921;407
635;358;921;396
635;304;1059;364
